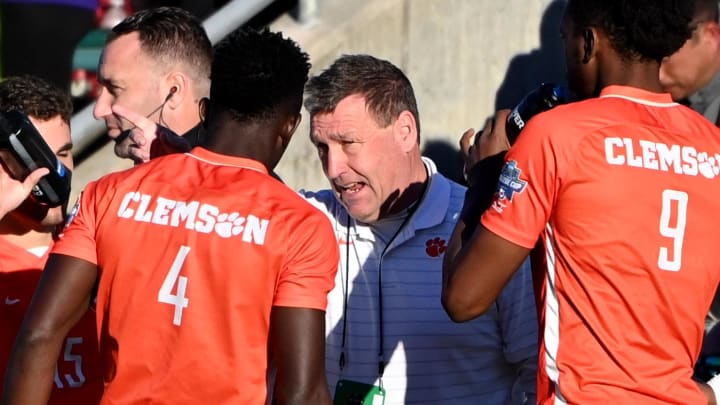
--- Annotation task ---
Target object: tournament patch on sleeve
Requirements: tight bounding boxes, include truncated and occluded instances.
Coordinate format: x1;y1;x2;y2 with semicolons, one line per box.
491;160;528;213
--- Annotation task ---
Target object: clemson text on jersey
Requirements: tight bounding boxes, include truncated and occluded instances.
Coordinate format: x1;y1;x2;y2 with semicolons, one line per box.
116;191;270;244
605;137;720;179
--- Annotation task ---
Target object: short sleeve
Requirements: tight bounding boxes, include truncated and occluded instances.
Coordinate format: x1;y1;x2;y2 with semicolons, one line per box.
481;113;561;248
52;181;100;265
273;210;339;310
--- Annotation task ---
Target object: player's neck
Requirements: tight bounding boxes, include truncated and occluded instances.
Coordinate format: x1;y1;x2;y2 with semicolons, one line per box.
601;59;665;94
203;118;279;169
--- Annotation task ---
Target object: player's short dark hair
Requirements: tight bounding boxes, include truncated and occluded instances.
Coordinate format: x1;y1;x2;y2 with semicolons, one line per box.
208;27;310;123
0;75;73;124
565;0;694;62
304;54;421;138
108;7;212;88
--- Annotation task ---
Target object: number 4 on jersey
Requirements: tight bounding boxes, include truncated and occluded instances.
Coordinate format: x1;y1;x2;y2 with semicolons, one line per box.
158;246;190;325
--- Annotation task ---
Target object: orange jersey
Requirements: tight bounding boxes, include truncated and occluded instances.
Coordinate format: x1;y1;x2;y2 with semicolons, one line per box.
52;147;338;404
0;237;103;404
482;86;720;404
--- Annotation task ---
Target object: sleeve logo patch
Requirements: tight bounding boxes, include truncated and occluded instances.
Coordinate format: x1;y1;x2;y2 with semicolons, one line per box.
64;192;82;227
492;160;527;213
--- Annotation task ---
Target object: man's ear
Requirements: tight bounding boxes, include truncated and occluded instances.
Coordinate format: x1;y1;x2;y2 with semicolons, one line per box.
165;73;189;108
199;97;208;122
394;110;419;151
280;114;302;147
704;21;720;47
582;28;596;64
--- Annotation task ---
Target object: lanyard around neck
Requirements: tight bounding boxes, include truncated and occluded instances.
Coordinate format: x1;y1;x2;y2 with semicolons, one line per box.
338;174;429;382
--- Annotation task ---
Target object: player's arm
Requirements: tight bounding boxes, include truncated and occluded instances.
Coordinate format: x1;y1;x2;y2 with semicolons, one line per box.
2;254;97;405
270;307;330;405
443;224;531;322
270;209;339;405
443;110;550;322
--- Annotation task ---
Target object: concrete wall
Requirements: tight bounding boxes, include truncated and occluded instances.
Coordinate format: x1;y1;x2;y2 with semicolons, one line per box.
270;0;567;190
71;0;568;200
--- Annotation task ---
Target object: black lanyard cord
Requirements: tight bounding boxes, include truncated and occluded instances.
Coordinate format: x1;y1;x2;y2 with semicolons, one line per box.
338;171;429;381
337;203;422;379
339;214;351;371
375;210;415;380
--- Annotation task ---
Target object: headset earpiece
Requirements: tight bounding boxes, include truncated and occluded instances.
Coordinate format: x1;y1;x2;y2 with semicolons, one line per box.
165;86;178;102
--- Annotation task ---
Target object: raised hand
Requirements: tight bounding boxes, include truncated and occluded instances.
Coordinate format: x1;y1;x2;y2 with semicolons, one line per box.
0;165;49;219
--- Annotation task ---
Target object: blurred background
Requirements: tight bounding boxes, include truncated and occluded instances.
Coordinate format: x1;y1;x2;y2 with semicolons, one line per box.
0;0;569;200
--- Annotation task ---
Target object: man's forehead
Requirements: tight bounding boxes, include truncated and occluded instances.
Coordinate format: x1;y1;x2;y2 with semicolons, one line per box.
105;33;144;59
28;115;72;147
98;33;149;75
311;111;361;135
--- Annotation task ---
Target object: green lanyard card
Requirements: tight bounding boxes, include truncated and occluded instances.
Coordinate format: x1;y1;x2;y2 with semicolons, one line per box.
333;379;385;405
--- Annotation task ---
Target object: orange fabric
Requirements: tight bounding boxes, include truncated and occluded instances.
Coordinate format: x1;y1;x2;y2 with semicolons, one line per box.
53;147;339;404
482;86;720;404
0;237;103;404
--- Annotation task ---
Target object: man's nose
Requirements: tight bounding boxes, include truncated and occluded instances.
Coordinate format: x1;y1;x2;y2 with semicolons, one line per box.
324;146;348;180
93;87;112;120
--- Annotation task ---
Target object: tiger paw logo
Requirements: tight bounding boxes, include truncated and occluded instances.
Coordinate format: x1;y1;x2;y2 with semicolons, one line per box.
697;152;720;179
425;237;447;257
214;212;245;238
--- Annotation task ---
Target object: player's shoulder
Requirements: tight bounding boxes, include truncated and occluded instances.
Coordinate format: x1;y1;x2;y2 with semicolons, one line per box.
260;181;333;222
297;189;337;212
673;102;720;133
90;154;173;183
258;186;338;247
522;95;647;147
528;97;602;129
88;153;186;192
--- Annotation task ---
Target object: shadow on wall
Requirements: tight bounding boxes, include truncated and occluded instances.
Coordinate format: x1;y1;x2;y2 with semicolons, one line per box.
423;1;569;190
422;139;466;186
494;0;568;110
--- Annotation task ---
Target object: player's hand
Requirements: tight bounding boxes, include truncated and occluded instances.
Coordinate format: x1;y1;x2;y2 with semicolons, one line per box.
0;165;49;219
460;109;512;181
111;104;160;165
112;127;135;162
150;126;191;159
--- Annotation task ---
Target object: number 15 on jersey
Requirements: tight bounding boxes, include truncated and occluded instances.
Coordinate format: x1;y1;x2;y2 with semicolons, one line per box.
158;246;191;326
